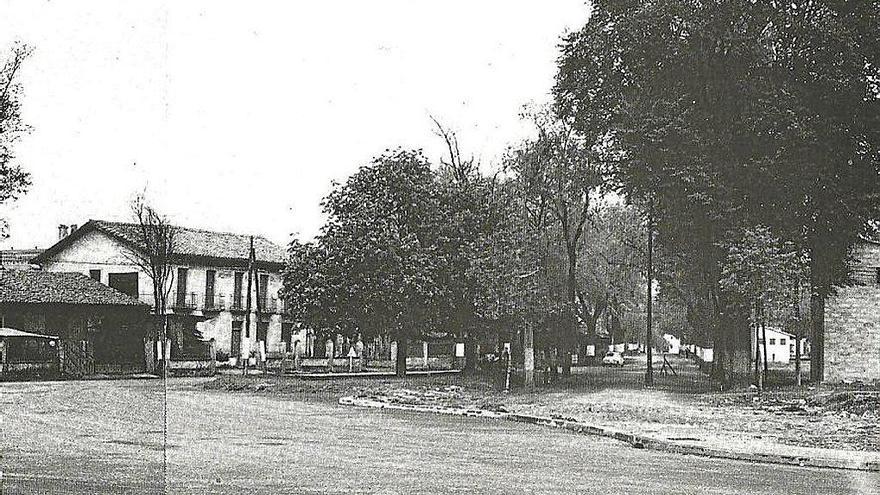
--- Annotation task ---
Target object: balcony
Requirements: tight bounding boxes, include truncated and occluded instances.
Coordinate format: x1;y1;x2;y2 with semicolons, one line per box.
172;292;198;310
203;293;225;311
230;295;244;311
258;297;278;313
148;291;284;313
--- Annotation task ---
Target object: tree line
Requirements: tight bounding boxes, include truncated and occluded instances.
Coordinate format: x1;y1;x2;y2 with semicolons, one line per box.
283;1;879;385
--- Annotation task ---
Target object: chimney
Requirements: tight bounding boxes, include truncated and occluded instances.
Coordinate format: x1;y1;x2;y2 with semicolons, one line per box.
69;223;78;234
58;224;68;240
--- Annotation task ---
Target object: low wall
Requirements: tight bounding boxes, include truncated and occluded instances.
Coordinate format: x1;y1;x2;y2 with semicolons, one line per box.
2;361;60;379
168;359;216;376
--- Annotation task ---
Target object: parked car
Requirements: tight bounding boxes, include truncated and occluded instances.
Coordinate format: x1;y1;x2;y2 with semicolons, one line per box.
602;351;624;367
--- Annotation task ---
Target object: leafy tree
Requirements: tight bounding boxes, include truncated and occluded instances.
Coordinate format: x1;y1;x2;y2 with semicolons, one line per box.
556;0;879;383
0;43;33;238
506;105;604;375
283;149;447;377
719;225;804;388
575;204;646;346
430;119;509;371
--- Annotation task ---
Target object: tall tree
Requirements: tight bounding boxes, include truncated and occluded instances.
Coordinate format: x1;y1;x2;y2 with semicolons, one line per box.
556;0;879;383
507;105;604;375
430;118;507;372
284;149;446;377
0;43;33;238
576;204;646;346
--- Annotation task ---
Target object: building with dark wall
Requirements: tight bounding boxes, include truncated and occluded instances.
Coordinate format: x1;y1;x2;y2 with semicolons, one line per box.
0;270;149;369
824;239;880;383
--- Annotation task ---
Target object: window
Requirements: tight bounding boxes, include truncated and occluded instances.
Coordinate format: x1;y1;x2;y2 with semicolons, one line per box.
779;338;786;345
769;338;776;345
176;268;188;306
205;270;216;308
233;272;244;309
258;273;269;309
876;267;880;286
108;272;138;297
89;269;101;281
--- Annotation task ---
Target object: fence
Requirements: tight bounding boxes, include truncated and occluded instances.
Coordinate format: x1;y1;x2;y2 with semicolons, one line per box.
145;338;216;377
60;340;95;377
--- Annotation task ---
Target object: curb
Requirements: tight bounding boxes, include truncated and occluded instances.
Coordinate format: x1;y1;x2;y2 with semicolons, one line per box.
339;396;880;473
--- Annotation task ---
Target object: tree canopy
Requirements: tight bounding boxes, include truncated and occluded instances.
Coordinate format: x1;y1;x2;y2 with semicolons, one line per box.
0;43;33;238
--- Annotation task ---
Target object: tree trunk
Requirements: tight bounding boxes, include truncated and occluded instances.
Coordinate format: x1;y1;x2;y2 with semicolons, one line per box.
754;300;762;392
810;293;824;382
794;281;802;386
523;322;535;390
463;333;478;373
761;302;769;378
563;252;577;377
809;252;825;383
395;335;408;377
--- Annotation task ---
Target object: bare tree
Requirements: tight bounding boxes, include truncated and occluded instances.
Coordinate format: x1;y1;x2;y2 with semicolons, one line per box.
127;194;176;343
430;115;479;184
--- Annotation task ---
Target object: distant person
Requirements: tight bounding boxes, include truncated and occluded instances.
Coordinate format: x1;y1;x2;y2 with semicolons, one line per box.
498;346;510;390
325;337;335;373
293;340;302;371
355;336;365;369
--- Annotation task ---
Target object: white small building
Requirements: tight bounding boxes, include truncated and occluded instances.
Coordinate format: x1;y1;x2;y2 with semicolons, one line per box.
662;333;681;354
752;327;808;364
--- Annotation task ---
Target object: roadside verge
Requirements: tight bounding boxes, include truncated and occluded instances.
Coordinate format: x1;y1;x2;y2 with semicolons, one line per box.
339;396;880;473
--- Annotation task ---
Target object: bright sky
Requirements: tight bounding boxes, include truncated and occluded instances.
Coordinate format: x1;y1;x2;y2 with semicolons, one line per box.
0;1;588;250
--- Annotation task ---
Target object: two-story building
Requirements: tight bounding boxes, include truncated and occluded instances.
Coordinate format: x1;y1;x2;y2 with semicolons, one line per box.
32;220;303;360
823;238;880;382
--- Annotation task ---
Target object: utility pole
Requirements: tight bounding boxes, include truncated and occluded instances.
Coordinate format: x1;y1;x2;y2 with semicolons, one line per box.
243;236;254;376
645;212;654;387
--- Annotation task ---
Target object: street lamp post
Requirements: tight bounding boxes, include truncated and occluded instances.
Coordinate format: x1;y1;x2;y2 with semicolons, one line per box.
645;212;654;387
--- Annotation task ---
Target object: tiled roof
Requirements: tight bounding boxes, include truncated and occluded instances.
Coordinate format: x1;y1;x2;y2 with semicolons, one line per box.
0;270;146;306
33;220;287;265
93;220;286;264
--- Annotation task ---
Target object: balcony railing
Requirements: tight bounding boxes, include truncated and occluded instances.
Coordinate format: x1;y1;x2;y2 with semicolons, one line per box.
258;297;277;313
173;292;198;310
231;295;244;311
138;291;284;314
203;293;226;311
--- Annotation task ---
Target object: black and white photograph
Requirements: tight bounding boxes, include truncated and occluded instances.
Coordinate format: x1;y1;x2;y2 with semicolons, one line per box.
0;1;878;493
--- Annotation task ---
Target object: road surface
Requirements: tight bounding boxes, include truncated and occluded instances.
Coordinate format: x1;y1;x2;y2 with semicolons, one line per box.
1;379;877;494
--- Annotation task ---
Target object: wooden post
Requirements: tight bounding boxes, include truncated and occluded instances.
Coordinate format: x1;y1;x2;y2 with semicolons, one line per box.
422;341;429;369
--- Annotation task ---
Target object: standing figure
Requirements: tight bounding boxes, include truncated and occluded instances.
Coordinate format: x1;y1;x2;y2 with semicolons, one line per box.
355;335;365;370
325;337;335;373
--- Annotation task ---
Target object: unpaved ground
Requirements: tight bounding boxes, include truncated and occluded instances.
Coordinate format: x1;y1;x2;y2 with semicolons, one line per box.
286;363;879;463
3;378;879;494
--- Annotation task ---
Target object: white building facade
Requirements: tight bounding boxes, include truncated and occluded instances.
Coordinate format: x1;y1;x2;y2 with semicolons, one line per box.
751;327;807;364
33;220;304;359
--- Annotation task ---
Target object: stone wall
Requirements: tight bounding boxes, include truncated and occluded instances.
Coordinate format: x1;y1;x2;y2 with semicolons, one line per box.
824;241;880;382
